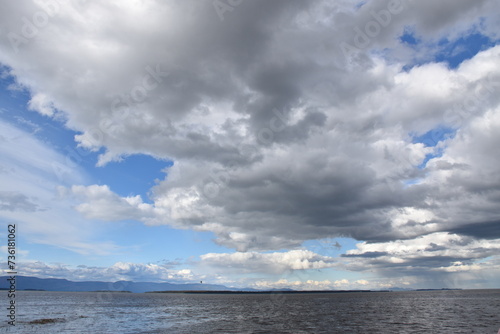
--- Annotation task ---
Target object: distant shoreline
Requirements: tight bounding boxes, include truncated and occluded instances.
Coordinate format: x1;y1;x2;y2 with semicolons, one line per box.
10;288;473;294
1;276;477;294
147;290;375;294
146;288;463;294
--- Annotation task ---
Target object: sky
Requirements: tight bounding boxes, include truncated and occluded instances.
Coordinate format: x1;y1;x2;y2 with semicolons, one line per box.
0;0;499;290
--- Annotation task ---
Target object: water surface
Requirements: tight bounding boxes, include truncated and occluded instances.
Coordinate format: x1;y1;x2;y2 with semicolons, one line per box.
2;289;499;333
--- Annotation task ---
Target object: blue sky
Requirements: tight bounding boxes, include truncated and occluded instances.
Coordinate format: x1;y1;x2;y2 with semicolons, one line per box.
1;0;500;290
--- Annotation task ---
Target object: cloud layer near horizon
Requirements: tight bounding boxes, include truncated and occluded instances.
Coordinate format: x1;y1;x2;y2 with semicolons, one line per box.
1;0;500;284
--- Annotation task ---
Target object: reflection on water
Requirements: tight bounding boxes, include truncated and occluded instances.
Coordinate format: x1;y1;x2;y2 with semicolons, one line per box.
2;289;499;333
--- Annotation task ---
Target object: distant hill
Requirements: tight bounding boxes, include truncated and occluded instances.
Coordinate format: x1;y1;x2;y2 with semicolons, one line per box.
0;276;251;293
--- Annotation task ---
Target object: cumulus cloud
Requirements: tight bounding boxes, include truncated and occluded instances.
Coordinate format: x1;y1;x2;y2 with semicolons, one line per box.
200;250;336;275
0;260;198;283
251;278;392;291
66;184;161;223
253;279;348;291
345;233;500;266
340;232;500;288
1;0;500;283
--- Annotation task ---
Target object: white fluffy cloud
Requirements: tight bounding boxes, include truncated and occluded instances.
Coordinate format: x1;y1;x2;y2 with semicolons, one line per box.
253;278;350;291
341;232;500;288
251;277;412;291
345;233;500;264
200;250;336;274
0;260;198;283
66;184;161;223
